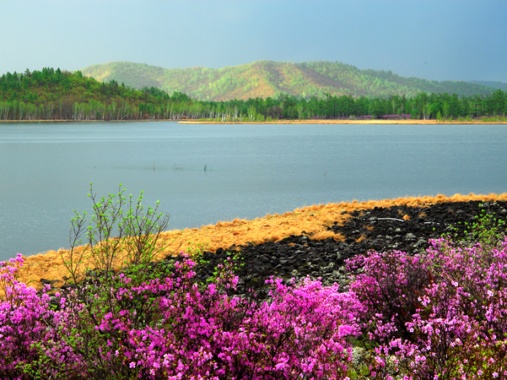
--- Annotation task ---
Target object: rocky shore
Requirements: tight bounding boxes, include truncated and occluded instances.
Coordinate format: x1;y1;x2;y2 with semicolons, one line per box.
189;200;507;294
15;194;507;291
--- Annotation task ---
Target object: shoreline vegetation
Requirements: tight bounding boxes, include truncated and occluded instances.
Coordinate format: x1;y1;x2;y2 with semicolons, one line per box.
16;192;507;290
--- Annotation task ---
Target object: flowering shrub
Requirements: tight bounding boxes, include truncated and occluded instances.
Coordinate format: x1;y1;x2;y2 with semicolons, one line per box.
0;254;86;378
0;255;360;379
348;238;507;379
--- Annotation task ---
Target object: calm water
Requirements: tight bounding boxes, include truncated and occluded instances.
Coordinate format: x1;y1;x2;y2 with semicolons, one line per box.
1;122;506;260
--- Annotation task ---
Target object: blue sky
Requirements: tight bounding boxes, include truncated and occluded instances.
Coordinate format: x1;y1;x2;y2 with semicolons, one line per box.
1;0;506;82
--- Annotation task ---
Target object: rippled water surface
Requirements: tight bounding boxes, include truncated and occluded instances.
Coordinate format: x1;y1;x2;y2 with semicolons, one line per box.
1;122;506;259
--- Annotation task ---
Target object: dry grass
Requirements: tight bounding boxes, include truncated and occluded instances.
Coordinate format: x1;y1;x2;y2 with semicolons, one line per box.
13;193;507;290
180;119;507;125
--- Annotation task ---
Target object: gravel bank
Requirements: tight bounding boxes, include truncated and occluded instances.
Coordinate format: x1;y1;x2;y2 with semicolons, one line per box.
188;200;507;294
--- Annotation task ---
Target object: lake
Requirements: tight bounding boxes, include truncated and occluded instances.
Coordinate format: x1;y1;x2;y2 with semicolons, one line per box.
1;121;506;260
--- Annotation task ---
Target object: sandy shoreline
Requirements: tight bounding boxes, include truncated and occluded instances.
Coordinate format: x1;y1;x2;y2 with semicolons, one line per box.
179;119;507;125
14;192;507;290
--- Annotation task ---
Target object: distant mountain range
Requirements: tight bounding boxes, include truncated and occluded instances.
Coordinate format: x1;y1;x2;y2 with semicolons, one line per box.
80;61;506;101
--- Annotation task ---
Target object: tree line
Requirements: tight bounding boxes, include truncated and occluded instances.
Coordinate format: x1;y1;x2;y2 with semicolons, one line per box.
0;68;506;121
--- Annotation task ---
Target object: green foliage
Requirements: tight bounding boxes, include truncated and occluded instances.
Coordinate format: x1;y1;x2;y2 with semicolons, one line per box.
64;184;170;287
186;243;245;287
0;68;196;120
445;203;507;248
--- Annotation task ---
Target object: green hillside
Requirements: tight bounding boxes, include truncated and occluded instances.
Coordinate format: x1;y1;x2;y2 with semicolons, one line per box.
81;60;498;101
1;67;505;121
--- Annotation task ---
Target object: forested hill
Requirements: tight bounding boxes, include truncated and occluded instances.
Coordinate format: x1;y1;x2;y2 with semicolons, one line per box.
0;68;191;120
80;60;499;101
1;67;506;121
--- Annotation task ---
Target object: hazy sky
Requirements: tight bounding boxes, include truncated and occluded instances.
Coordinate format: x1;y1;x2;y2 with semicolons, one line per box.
1;0;506;82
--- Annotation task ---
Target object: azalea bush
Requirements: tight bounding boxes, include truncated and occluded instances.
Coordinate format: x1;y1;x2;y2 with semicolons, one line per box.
348;237;507;379
0;254;361;379
0;254;87;378
2;238;507;379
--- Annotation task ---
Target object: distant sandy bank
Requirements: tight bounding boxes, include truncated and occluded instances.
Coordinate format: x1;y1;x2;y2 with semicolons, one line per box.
14;193;507;290
179;119;507;125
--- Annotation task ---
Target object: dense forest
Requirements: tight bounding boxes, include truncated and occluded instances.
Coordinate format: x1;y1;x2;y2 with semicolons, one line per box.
0;68;506;121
